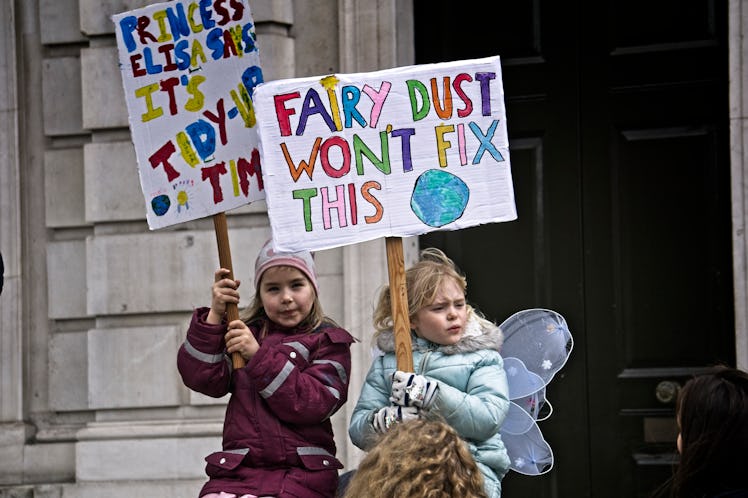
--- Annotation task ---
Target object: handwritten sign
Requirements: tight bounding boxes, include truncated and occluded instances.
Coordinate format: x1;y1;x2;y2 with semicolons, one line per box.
252;56;517;252
113;0;265;229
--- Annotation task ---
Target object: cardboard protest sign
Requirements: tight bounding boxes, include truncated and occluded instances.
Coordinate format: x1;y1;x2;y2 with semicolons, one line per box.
252;55;517;252
113;0;265;230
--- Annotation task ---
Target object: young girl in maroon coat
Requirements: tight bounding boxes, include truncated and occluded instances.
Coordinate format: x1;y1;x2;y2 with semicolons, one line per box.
178;239;354;498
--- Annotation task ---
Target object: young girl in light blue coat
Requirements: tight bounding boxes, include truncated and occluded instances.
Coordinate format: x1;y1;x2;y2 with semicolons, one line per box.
348;248;510;497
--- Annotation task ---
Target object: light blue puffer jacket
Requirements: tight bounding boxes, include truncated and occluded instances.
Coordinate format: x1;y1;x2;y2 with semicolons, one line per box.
348;315;511;497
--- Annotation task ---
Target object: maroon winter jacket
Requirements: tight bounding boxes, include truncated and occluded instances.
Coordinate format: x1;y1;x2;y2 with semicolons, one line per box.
177;307;355;498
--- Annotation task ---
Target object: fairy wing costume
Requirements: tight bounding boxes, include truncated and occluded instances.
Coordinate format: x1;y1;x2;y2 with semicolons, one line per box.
498;308;574;476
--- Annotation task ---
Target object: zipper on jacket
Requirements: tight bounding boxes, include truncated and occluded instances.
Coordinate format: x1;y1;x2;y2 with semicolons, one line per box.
417;351;431;374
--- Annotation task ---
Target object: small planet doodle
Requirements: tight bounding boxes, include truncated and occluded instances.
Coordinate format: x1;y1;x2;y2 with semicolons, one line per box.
151;194;171;216
410;169;469;227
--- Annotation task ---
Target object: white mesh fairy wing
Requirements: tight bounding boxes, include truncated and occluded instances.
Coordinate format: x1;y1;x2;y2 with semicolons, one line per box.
501;402;555;475
498;309;573;476
500;308;573;385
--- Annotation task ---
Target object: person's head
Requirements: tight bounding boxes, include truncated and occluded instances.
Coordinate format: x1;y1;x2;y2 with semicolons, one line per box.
343;417;488;498
668;364;748;497
239;239;324;330
374;247;470;346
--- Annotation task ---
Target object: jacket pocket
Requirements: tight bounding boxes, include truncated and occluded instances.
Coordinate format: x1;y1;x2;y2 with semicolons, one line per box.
205;448;250;477
296;447;343;471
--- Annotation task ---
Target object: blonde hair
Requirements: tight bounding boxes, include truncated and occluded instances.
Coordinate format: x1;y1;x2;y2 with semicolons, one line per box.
373;247;469;337
343;417;488;498
238;267;329;335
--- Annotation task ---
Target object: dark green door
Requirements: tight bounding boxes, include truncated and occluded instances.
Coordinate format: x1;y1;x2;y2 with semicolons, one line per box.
414;1;733;496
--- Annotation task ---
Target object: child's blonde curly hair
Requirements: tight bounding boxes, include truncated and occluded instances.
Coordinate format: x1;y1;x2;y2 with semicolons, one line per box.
343;416;488;498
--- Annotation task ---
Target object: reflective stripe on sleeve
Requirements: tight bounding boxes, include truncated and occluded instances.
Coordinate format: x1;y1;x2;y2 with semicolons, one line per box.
325;385;341;400
260;360;294;398
285;341;310;361
312;359;348;384
183;338;225;364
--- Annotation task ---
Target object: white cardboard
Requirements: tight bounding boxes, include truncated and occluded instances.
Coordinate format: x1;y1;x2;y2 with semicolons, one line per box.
252;56;517;252
113;0;265;229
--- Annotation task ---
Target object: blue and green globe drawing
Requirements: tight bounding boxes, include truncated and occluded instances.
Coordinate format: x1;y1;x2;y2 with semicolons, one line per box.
410;169;470;227
151;194;171;216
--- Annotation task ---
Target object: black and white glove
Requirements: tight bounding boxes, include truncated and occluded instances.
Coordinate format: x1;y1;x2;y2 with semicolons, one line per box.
390;370;439;409
372;405;419;433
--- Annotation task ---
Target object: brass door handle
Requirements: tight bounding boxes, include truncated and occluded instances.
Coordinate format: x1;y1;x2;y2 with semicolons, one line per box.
655;380;681;404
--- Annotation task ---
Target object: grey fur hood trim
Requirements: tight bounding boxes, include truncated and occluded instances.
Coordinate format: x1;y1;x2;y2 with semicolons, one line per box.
375;314;504;355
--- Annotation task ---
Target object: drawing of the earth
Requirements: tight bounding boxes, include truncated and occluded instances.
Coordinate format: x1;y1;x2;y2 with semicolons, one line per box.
410;169;469;227
151;194;171;216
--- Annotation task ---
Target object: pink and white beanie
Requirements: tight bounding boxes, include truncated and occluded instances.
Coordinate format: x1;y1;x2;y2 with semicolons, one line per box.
253;239;318;293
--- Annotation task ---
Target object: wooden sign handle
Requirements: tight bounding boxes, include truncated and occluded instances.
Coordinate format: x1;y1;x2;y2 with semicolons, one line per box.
385;237;414;372
213;212;246;369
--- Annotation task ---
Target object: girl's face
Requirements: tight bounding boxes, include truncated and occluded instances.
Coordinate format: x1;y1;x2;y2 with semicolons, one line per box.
259;266;315;328
411;278;467;346
676;413;683;454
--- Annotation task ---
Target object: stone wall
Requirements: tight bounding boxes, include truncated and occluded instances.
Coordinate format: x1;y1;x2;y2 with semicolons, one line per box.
0;0;415;495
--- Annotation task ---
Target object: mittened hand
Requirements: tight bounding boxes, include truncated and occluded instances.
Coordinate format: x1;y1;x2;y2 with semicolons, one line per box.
390;370;439;409
372;405;419;433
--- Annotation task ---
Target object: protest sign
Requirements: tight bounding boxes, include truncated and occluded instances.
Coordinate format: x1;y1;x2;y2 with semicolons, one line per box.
113;0;265;230
252;55;517;253
113;0;266;368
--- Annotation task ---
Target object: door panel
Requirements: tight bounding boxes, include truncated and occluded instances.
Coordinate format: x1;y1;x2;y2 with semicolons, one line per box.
613;128;731;365
583;1;732;496
414;1;732;496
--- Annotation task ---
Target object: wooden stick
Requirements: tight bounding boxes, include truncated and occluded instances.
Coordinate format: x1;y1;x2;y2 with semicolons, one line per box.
213;212;246;369
385;237;414;372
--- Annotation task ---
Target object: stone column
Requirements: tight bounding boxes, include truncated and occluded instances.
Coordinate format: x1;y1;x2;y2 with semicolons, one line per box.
730;0;748;369
0;0;22;426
